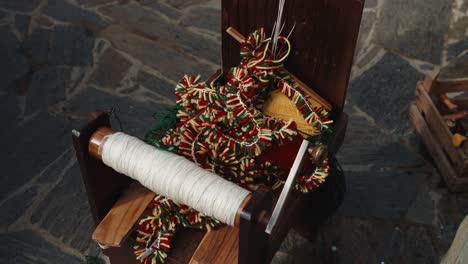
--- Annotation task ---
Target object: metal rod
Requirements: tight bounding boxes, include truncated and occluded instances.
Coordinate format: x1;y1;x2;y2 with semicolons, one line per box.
265;139;310;235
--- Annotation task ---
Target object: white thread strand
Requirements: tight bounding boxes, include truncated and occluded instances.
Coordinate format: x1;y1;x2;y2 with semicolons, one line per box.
100;132;250;226
272;0;286;56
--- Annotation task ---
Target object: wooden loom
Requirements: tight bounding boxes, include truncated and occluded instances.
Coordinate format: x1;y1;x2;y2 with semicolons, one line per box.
72;0;364;263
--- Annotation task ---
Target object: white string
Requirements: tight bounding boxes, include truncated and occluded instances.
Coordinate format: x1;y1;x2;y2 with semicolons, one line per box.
271;0;286;57
100;132;250;226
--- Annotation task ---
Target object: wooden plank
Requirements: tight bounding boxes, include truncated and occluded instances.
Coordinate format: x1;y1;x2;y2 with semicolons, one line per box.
422;75;436;93
221;0;364;113
438;93;459;112
452;98;468;110
409;104;468;192
442;215;468;264
103;240;140;264
415;85;468;175
454;174;468;190
190;226;239;264
191;184;275;264
92;182;156;247
206;69;223;87
103;229;206;264
238;185;271;264
166;229;207;264
435;78;468;93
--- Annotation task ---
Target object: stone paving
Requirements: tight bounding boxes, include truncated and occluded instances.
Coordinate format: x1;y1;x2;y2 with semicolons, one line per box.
0;0;467;263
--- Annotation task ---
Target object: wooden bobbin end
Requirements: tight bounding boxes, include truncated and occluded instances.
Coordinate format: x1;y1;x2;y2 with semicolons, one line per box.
235;195;252;227
89;127;116;160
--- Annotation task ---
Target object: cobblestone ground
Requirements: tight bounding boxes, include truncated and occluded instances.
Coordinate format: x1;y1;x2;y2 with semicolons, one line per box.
0;0;467;263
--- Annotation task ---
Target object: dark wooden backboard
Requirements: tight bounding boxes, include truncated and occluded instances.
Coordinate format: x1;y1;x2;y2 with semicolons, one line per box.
72;113;133;223
222;0;364;113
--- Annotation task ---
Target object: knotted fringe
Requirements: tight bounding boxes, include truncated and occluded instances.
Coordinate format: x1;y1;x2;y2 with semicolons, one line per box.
140;28;333;264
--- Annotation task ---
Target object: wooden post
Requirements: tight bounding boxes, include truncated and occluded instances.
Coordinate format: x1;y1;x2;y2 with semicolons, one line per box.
221;0;364;113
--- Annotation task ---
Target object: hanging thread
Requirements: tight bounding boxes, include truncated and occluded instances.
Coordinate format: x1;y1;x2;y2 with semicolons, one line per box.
100;132;251;226
271;0;286;57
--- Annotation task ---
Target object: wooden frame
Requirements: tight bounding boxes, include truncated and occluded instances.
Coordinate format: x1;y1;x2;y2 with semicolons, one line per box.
74;113;273;263
409;77;468;192
73;110;348;264
72;0;364;263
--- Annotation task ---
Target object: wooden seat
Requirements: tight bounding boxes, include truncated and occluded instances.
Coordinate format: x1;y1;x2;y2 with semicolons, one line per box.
72;0;364;263
91;181;241;263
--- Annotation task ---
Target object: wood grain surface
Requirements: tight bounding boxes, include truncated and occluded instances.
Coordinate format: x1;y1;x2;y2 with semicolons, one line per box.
92;182;156;247
190;226;239;264
222;0;364;113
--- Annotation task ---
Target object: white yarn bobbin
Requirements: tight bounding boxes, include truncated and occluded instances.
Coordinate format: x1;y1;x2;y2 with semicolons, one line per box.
100;132;251;226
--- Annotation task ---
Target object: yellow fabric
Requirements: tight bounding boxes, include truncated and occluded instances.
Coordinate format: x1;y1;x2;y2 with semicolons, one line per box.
263;90;323;137
453;133;467;147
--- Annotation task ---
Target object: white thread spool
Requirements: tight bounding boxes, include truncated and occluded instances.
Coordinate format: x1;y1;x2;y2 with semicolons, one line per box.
99;132;251;226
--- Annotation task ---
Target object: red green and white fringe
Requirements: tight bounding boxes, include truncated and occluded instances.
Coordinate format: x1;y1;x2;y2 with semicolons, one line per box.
139;28;333;264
